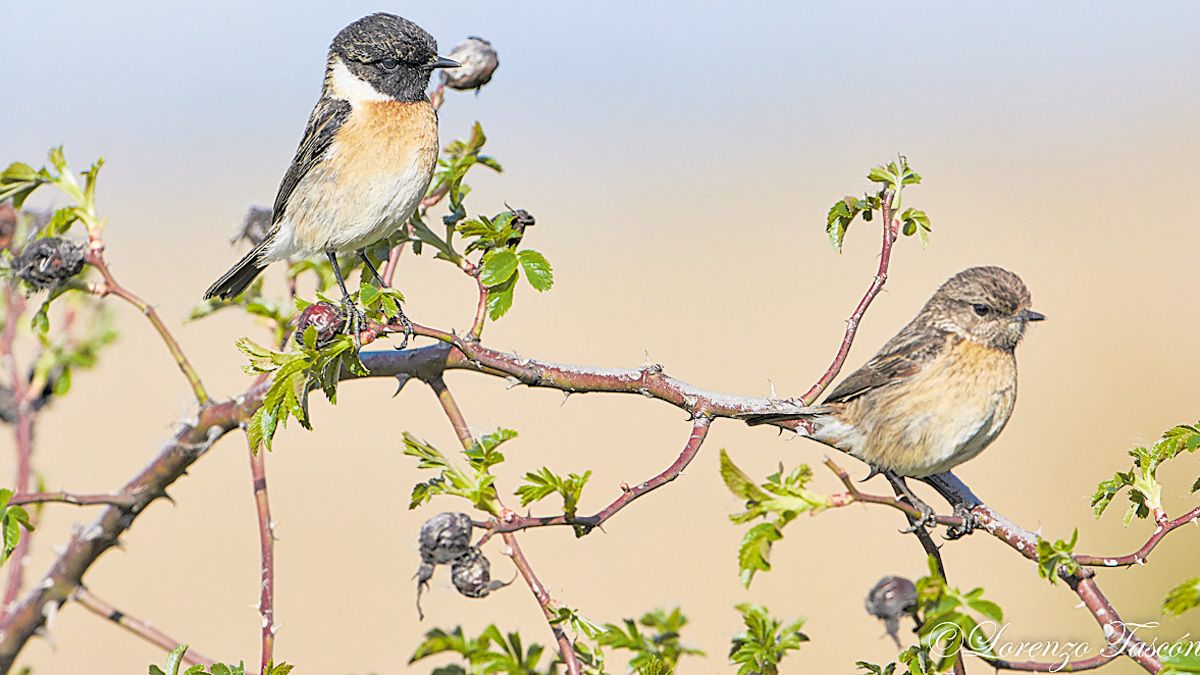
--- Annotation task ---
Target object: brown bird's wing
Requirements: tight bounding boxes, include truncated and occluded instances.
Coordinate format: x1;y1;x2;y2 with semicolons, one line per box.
271;97;353;223
822;321;949;404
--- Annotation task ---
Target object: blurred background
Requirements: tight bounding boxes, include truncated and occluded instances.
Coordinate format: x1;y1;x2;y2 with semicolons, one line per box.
3;1;1199;673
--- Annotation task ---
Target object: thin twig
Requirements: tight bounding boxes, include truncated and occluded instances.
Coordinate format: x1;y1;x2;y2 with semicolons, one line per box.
427;375;582;675
72;586;216;667
986;652;1116;672
1074;505;1200;568
8;492;136;508
0;288;34;625
489;418;712;536
83;249;209;404
797;191;898;405
248;442;276;674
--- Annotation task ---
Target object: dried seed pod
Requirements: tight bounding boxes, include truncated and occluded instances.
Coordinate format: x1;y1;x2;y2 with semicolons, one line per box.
294;302;345;347
504;207;535;247
441;37;499;91
865;575;917;647
232;206;273;247
450;546;510;599
419;512;473;565
15;237;85;290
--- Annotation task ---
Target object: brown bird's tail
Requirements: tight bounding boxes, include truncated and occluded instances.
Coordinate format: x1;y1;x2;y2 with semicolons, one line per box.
740;404;836;427
204;243;268;300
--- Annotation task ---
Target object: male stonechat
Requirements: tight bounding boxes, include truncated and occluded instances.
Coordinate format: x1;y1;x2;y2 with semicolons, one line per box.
746;266;1044;527
204;13;458;342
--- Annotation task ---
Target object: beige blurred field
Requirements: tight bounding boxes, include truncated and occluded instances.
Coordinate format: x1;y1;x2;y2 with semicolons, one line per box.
3;3;1200;674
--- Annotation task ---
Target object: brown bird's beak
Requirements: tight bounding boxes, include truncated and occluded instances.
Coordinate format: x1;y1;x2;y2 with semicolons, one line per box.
1019;309;1046;322
432;56;460;69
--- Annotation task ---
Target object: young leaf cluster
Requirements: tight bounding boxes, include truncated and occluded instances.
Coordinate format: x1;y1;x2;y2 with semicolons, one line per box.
719;449;825;587
1090;421;1199;525
515;466;591;534
1;147;104;236
465;213;553;321
1035;529;1081;584
856;647;938;675
728;604;807;675
237;329;367;451
409;625;549;675
826;156;931;253
0;489;32;567
912;556;1004;670
404;429;518;515
149;644;292;675
593;607;704;673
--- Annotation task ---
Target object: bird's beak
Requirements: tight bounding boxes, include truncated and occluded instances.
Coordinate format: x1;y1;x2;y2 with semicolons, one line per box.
432;56;460;69
1019;309;1046;322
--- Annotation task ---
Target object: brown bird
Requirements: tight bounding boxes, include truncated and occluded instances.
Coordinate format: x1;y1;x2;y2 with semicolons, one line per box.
745;266;1044;528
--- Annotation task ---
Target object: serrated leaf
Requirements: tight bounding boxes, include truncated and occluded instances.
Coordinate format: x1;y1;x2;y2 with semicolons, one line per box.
517;249;553;291
737;522;782;588
1164;577;1200;616
480;249;519;287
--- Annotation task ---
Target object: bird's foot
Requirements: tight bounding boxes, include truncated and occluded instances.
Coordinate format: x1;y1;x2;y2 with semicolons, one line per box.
340;296;367;347
390;307;414;351
900;499;938;533
944;502;978;540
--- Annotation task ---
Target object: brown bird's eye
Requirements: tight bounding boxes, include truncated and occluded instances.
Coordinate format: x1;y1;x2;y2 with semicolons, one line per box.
972;303;990;316
380;58;399;70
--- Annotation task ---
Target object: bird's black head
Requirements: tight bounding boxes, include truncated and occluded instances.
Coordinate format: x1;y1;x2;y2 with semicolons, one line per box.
328;13;457;103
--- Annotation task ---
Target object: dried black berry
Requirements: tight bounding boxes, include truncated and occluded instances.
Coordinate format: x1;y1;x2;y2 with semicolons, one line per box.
450;546;509;599
441;37;499;91
865;575;917;647
15;237;85;290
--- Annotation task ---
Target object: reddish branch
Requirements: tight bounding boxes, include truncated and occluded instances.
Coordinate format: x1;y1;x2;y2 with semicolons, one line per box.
248;443;277;673
8;491;136;508
1074;505;1200;568
798;192;898;405
0;288;34;625
72;585;216;668
489;418;712;536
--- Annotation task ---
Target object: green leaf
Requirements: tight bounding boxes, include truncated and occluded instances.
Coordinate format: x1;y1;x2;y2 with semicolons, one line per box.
1036;529;1080;584
1164;577;1200;616
729;604;807;675
737;522;782;588
517;249;554;291
1164;652;1200;673
480;249;519;287
486;276;516;320
719;450;768;502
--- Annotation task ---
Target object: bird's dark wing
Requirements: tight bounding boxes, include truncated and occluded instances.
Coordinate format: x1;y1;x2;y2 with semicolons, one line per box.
822;321;951;404
271;97;353;223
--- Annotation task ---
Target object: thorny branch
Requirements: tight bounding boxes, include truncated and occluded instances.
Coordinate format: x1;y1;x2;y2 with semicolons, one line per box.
248;434;277;674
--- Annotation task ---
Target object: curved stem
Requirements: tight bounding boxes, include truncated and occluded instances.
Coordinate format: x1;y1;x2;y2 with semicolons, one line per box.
84;249;209;404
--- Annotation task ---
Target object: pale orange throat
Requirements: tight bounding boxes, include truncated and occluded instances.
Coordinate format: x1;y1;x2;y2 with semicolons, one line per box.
333;99;439;177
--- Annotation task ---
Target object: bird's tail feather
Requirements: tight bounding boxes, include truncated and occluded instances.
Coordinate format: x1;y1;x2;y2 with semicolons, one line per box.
740;404;836;427
204;244;268;300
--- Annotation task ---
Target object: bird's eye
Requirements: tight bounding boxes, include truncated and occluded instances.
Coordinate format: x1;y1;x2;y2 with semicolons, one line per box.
380;58;399;70
972;303;991;317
